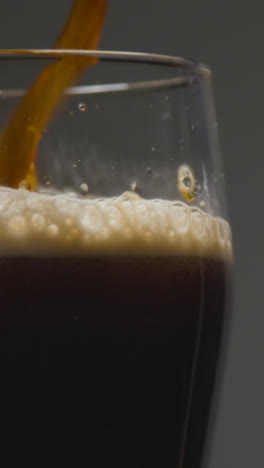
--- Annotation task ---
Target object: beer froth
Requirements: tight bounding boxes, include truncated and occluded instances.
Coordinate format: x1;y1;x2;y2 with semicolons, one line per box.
0;187;232;259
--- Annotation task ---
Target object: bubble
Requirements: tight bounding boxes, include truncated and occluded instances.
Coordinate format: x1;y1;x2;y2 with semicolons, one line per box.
70;228;79;238
96;227;110;241
47;224;59;236
177;165;197;203
190;209;206;237
80;206;103;232
31;213;45;231
107;205;123;231
169;230;176;241
199;200;206;208
69;202;80;216
27;196;40;210
82;233;91;243
18;180;30;190
123;227;133;239
78;103;87;112
8;215;26;236
170;203;189;232
55;198;68;213
80;183;89;194
134;202;149;225
151;147;156;152
144;231;152;242
146;166;152;174
153;201;169;229
65;217;73;227
0;192;15;215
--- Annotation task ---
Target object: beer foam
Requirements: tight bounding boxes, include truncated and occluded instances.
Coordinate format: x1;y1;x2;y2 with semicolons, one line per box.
0;188;232;260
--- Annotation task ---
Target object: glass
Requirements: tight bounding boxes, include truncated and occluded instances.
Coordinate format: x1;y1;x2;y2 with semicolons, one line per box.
0;50;232;467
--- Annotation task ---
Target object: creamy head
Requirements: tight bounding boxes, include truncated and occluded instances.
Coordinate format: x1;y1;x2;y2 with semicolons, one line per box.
0;188;232;260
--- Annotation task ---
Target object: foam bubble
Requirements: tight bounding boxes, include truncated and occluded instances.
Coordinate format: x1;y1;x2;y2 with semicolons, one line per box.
0;187;232;260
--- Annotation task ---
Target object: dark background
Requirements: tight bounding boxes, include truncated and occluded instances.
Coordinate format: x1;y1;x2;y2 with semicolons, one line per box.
0;1;262;467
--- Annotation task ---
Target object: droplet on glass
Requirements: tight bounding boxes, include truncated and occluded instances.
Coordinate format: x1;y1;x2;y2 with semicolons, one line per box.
131;180;137;192
177;165;197;203
78;103;87;112
146;166;152;174
80;183;89;194
191;123;197;134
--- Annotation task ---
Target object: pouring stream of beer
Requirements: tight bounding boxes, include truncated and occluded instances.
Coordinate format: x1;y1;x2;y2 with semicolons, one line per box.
0;0;107;189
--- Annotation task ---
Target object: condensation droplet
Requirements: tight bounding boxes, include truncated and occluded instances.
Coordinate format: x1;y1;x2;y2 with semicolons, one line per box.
78;103;87;112
80;183;89;194
177;165;197;203
199;200;205;208
146;166;152;174
151;147;156;152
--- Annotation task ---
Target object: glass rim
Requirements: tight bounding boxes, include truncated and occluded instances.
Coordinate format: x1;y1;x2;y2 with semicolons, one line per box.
0;49;210;74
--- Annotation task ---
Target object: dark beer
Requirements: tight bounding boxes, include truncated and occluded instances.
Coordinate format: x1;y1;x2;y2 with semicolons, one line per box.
0;188;232;467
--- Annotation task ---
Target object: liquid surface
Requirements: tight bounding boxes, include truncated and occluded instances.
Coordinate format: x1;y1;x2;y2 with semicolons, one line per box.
0;188;232;259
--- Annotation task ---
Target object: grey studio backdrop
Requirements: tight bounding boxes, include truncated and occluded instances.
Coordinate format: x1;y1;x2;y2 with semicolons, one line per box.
0;1;262;467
